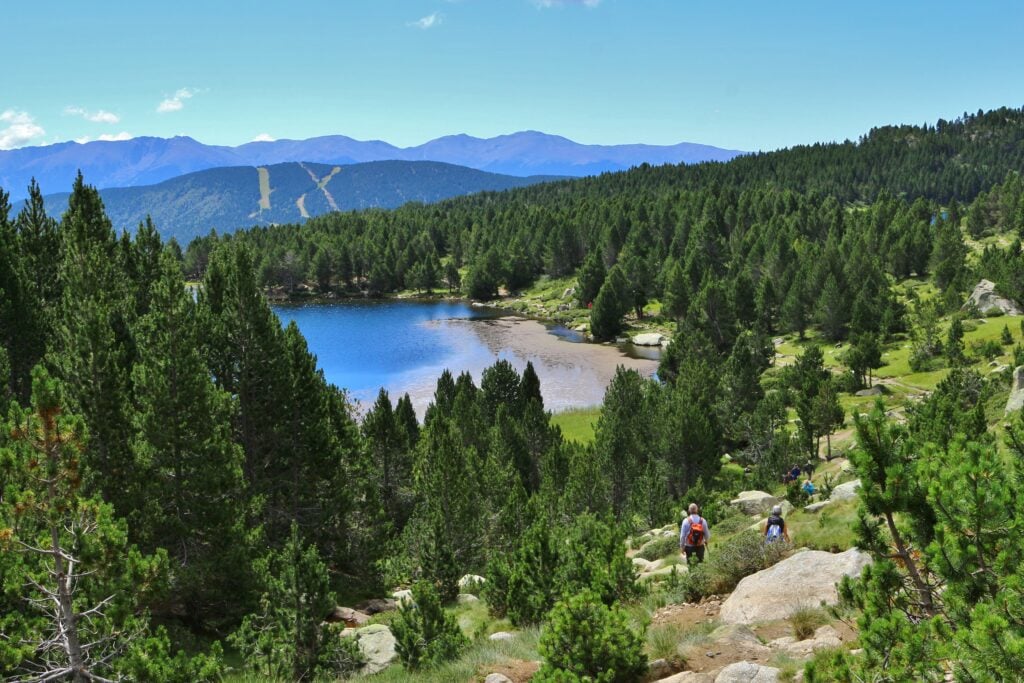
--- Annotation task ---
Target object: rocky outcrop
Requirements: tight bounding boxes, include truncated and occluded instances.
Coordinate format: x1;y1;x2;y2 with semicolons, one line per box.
488;631;515;641
325;606;370;627
459;574;486;590
767;625;843;658
1006;366;1024;414
965;280;1023;316
485;674;513;683
353;624;398;675
633;332;667;346
829;480;861;502
854;385;885;397
729;491;781;516
706;624;771;661
714;661;780;682
653;673;714;683
720;548;871;624
355;597;396;614
803;501;832;513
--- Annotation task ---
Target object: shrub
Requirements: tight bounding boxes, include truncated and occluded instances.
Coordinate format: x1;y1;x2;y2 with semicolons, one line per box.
673;530;792;601
970;338;1003;360
486;513;641;627
788;606;828;641
785;483;811;508
315;624;366;678
392;581;469;670
1002;324;1014;345
984;306;1005;318
635;535;678;561
534;591;647;683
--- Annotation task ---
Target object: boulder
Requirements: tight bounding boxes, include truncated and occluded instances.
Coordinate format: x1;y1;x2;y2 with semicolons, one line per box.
964;280;1023;316
829;480;861;502
488;631;515;641
730;491;781;516
562;286;576;300
803;500;832;514
485;674;514;683
459;574;486;590
655;673;714;683
714;661;780;683
633;332;667;346
854;385;885;397
392;589;413;604
720;548;872;624
355;597;397;615
1006;367;1024;414
767;625;843;659
354;624;398;675
325;606;370;627
456;593;480;604
633;557;653;570
706;624;771;661
647;658;676;680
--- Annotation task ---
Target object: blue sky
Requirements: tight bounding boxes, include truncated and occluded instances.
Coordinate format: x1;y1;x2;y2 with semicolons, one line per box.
2;0;1022;152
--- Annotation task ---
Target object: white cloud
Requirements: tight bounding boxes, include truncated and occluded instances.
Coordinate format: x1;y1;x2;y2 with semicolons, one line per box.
0;110;46;149
408;12;442;29
157;87;199;113
251;133;276;142
533;0;600;7
64;106;120;124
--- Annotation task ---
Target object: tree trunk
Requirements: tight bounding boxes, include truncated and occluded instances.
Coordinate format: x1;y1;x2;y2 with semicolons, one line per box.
884;511;936;617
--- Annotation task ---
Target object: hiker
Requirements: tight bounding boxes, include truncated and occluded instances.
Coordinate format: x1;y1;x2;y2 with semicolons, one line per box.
789;464;801;482
763;504;790;544
802;478;816;496
679;503;710;566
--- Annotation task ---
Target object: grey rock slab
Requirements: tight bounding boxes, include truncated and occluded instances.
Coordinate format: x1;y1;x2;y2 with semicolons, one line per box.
720;549;871;624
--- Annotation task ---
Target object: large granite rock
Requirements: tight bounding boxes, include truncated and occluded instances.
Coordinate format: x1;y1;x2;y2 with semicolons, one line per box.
730;491;781;516
829;480;861;502
1006;366;1024;414
714;661;780;683
485;675;513;683
965;279;1023;316
634;332;667;346
654;673;714;683
459;574;486;590
354;624;398;675
720;548;872;624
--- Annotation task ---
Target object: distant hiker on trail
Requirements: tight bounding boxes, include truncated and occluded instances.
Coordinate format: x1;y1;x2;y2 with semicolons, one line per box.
802;478;816;496
680;503;710;566
763;504;790;544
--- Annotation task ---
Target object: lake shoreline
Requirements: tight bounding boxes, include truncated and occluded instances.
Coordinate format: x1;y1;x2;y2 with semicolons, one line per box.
271;298;660;418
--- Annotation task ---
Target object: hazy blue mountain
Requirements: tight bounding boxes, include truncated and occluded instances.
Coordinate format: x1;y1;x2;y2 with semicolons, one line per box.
0;132;743;201
24;160;561;242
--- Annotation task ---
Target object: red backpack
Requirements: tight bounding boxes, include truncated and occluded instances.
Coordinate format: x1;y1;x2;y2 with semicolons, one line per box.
686;518;705;547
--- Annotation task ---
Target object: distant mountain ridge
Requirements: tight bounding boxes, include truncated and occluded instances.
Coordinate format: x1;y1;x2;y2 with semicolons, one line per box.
0;131;744;201
21;160;561;242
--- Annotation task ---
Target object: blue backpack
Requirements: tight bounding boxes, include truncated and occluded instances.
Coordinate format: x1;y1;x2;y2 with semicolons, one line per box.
766;515;784;543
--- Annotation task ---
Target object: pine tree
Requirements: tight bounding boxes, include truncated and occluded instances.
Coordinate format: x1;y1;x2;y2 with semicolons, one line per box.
129;251;249;626
593;368;649;520
1;368;219;681
14;178;60;307
0;188;45;399
229;524;335;681
589;265;630;340
661;259;690;322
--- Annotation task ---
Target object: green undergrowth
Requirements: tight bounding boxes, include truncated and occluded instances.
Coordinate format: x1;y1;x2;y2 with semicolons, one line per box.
550;406;601;444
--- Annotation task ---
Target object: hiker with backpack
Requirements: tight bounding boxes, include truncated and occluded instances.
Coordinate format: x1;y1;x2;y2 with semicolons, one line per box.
679;503;710;566
763;504;790;544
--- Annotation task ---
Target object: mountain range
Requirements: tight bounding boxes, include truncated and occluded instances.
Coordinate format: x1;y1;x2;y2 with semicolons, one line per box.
21;161;561;242
0;131;744;202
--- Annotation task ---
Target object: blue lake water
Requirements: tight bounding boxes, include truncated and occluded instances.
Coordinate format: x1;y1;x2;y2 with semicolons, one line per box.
272;299;660;416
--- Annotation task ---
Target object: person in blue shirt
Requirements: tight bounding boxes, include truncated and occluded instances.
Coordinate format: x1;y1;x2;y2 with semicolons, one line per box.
802;478;816;496
679;503;711;566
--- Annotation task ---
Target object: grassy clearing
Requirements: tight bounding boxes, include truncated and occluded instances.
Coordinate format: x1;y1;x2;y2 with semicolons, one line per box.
786;499;859;552
371;628;542;683
551;406;601;444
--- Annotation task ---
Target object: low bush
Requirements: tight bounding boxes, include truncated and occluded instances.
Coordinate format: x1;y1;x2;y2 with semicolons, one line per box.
534;591;647;683
392;581;469;670
669;530;791;602
788;606;828;641
635;535;678;561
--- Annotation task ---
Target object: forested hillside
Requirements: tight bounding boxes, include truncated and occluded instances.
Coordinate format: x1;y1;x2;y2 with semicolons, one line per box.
22;160;561;243
2;107;1024;681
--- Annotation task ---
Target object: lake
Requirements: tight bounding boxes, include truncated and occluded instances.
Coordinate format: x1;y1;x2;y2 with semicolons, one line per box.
272;299;660;417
